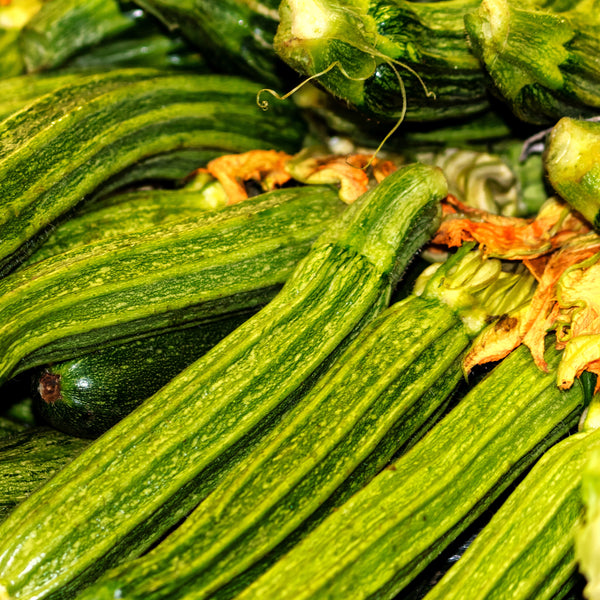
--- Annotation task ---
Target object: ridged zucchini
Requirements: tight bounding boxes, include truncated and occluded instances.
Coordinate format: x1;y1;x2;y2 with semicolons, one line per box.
544;116;600;231
0;163;445;600
465;0;600;125
78;248;535;600
133;0;288;86
237;342;587;600
0;427;90;524
0;418;27;440
274;0;490;123
422;394;600;600
0;67;306;274
19;0;139;72
31;311;257;438
0;184;345;386
66;31;206;72
24;184;229;266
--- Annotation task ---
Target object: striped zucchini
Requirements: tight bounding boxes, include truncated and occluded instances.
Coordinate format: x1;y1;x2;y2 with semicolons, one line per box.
133;0;287;86
66;31;206;72
0;427;90;524
237;342;587;600
465;0;600;125
423;393;600;600
0;67;305;274
544;117;600;231
0;184;345;385
0;163;445;600
274;0;489;122
78;248;535;600
0;418;27;439
19;0;138;72
31;311;257;438
576;429;600;600
24;184;229;266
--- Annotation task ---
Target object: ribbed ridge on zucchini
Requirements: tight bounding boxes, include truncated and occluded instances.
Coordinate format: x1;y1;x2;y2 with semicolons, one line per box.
0;428;90;524
0;163;445;600
0;185;344;385
77;294;467;600
274;0;489;122
424;427;600;600
0;68;305;274
236;343;586;600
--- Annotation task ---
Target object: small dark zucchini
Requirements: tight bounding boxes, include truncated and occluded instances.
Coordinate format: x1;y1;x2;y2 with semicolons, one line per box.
31;312;257;439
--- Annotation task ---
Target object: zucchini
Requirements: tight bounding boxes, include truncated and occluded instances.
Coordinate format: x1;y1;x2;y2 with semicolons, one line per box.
274;0;490;123
66;32;206;72
0;427;90;524
0;184;345;386
422;394;600;600
31;311;257;438
132;0;288;86
576;430;600;600
0;418;27;439
0;67;306;274
78;248;535;600
464;0;600;124
19;0;139;72
0;163;445;600
23;184;229;266
544;116;600;231
236;342;587;600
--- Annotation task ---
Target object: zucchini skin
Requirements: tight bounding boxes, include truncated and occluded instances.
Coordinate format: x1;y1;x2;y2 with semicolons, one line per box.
0;427;90;524
0;418;27;440
423;427;600;600
0;68;306;274
544;117;600;232
19;0;138;72
465;0;600;125
0;185;345;386
31;312;257;439
275;0;489;122
132;0;287;86
236;343;587;600
24;186;232;266
0;163;445;600
78;294;467;600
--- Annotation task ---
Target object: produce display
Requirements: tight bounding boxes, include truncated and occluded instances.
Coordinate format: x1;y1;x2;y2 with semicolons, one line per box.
2;0;600;599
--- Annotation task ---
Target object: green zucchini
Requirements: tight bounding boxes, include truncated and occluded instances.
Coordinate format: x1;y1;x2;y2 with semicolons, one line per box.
0;67;306;274
78;247;535;600
236;342;587;600
464;0;600;124
0;184;345;386
544;116;600;231
133;0;288;86
66;31;206;72
0;70;100;121
576;429;600;600
19;0;139;72
274;0;490;123
0;163;445;600
422;394;600;600
23;184;229;266
0;418;27;440
0;427;90;524
31;311;257;438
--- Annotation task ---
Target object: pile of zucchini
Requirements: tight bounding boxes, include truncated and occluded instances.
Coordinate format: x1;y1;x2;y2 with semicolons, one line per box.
2;1;600;599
